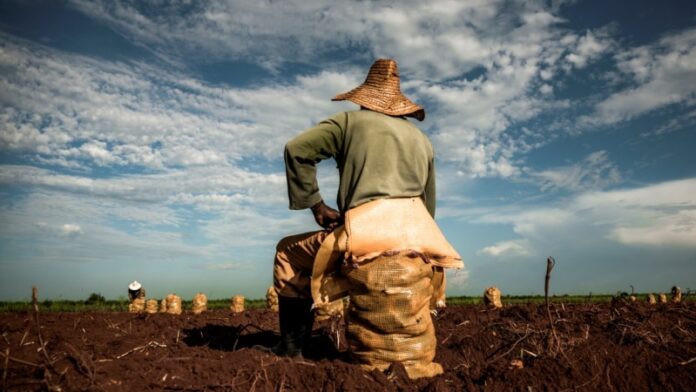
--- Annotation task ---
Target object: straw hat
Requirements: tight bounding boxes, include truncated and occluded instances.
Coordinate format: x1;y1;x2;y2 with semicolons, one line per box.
128;281;142;291
333;59;425;121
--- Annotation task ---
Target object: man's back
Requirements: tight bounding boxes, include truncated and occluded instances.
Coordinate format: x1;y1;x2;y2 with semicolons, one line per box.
335;110;433;213
284;109;436;216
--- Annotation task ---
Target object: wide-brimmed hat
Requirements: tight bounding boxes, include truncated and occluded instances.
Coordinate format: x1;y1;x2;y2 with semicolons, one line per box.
332;59;425;121
128;281;142;291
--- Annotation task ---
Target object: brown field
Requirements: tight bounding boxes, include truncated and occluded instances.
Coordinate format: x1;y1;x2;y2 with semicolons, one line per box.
1;302;695;391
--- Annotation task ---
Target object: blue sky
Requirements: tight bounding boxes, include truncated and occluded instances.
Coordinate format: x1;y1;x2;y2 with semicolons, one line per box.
0;0;695;300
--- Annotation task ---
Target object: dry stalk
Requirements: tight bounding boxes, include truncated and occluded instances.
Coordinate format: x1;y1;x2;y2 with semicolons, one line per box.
277;372;286;392
19;329;29;347
64;343;95;383
678;356;696;366
31;287;53;366
116;341;167;359
0;350;40;367
544;257;561;355
247;373;259;392
488;327;531;364
3;347;9;391
328;316;344;350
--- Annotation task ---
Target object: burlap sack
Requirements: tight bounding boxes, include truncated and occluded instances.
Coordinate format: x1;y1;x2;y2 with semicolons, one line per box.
671;286;682;303
315;298;345;322
128;297;145;313
344;252;442;379
230;295;245;313
484;287;503;309
266;286;279;312
159;298;167;313
647;293;657;305
192;292;207;314
430;267;446;309
145;299;158;314
658;293;668;304
165;294;182;315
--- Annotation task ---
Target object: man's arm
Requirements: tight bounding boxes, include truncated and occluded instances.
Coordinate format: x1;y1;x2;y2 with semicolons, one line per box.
424;157;436;218
284;114;345;228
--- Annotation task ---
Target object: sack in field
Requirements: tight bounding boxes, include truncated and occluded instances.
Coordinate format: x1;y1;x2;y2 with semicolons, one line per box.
315;298;345;322
159;298;167;313
344;252;442;379
128;297;145;313
647;293;657;305
266;286;279;312
165;294;182;315
671;286;682;303
230;295;245;313
192;292;207;314
484;287;503;309
145;299;158;314
658;293;668;304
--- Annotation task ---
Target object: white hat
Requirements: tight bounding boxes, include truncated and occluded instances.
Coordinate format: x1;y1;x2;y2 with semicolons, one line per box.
128;281;142;291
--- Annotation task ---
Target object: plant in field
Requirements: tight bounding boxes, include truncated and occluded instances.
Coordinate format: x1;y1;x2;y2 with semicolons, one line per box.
86;293;106;305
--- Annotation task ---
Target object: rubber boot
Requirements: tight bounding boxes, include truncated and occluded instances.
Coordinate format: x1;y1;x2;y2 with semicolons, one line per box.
278;296;315;358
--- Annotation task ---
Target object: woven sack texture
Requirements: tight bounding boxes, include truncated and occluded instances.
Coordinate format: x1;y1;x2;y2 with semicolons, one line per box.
159;298;167;313
230;295;245;313
344;252;442;379
165;294;182;315
484;287;503;309
145;299;158;314
128;297;145;313
266;286;279;312
430;267;446;309
192;292;207;314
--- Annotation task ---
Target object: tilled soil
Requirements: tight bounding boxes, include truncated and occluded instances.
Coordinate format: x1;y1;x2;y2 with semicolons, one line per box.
1;302;695;391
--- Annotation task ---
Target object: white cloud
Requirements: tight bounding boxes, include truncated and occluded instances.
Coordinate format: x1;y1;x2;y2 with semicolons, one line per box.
575;177;696;209
60;0;615;178
478;240;530;257
201;262;245;271
0;165;287;209
564;30;611;69
446;268;470;289
531;150;622;192
592;28;696;124
467;178;696;252
0;34;356;171
61;223;83;237
611;210;696;247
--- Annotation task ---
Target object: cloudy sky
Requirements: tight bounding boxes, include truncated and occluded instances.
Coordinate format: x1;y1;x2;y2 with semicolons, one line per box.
1;0;695;300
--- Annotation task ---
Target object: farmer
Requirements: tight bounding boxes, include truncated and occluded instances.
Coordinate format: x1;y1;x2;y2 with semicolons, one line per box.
127;280;145;301
268;58;451;358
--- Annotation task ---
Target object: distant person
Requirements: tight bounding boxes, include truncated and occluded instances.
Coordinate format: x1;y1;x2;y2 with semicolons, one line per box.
268;59;460;358
128;281;145;301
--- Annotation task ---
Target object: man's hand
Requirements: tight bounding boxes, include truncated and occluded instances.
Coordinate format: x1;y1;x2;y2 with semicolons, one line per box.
311;200;342;231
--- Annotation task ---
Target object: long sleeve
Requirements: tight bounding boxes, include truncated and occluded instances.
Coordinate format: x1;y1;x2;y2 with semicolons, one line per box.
284;115;345;210
424;157;436;218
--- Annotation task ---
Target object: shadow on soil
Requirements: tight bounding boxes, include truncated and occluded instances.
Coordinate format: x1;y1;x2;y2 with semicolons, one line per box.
182;324;344;361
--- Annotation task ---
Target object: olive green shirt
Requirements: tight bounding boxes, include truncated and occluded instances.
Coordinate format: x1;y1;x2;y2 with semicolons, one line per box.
284;110;436;217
